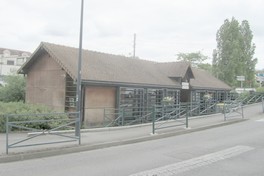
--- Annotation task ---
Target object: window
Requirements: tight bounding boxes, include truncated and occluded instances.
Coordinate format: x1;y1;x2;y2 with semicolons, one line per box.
16;58;25;66
7;60;14;65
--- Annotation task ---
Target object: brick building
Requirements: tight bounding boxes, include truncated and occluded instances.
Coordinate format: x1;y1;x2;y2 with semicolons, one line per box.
19;42;231;126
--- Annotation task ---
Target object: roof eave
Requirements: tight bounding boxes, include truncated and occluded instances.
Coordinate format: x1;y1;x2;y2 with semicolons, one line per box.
81;80;182;89
190;86;231;91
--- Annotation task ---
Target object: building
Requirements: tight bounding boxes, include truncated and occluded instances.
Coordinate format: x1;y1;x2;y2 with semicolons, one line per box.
18;42;231;126
256;73;264;87
0;48;30;85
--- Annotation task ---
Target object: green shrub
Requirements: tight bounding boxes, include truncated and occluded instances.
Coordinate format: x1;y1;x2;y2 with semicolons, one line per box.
0;102;68;133
237;92;250;101
256;87;264;93
0;75;25;102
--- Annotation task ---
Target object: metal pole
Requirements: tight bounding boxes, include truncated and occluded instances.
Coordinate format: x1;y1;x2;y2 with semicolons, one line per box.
122;107;125;126
6;115;9;154
241;104;244;119
133;33;136;58
186;104;189;128
262;97;264;113
224;102;227;121
75;0;84;141
152;106;155;134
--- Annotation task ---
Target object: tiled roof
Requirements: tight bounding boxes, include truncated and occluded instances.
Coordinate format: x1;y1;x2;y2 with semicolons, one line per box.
190;68;231;90
19;42;231;90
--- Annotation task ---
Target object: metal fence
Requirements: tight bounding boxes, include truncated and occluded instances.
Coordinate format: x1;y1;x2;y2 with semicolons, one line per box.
5;112;80;154
223;101;244;121
83;101;221;129
152;104;188;134
262;97;264;113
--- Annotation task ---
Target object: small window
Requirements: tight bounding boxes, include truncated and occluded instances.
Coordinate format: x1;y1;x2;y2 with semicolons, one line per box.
7;60;15;65
17;58;25;66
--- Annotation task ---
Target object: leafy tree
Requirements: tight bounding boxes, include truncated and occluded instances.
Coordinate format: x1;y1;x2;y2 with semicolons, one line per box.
0;75;25;102
176;51;212;72
212;17;257;87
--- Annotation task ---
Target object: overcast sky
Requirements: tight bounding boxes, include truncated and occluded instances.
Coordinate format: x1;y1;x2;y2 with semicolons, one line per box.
0;0;263;69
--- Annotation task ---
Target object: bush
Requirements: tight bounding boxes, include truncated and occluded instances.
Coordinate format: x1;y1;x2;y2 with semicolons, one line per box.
256;87;264;93
0;102;68;133
0;75;25;102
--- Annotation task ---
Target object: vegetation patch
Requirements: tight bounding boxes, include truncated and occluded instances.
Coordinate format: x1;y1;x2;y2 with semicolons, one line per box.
0;102;68;133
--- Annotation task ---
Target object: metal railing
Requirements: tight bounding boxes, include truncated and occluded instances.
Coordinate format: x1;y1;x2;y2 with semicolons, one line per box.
239;92;264;105
85;93;264;129
262;97;264;113
223;101;244;121
89;101;221;128
5;112;80;154
152;104;188;134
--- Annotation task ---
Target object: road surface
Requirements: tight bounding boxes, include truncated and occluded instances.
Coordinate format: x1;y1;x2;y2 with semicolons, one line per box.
1;113;264;176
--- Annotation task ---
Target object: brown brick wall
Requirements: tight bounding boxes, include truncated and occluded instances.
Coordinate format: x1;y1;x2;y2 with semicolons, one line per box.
26;53;66;112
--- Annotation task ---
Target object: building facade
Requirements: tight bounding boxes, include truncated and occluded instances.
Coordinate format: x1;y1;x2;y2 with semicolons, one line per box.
0;48;30;85
19;42;231;126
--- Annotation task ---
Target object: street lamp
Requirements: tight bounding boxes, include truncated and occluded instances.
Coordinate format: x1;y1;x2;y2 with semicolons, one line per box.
75;0;84;143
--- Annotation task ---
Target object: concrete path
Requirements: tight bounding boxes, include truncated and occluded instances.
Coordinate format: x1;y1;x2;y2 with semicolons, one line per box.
0;103;263;163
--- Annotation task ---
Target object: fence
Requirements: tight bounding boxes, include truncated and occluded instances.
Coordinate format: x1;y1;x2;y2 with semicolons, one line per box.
223;101;244;121
83;101;221;128
5;112;80;154
262;97;264;113
152;104;188;134
239;92;264;105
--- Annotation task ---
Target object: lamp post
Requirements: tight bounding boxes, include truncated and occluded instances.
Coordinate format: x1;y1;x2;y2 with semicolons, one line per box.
75;0;84;142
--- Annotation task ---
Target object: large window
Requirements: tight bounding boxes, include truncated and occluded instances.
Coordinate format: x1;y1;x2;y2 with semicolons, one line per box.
7;60;14;65
119;87;180;109
119;87;180;122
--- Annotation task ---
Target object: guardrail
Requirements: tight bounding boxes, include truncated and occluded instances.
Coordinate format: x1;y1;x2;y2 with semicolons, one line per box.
223;101;244;121
152;104;188;134
262;97;264;113
5;112;80;154
86;94;264;128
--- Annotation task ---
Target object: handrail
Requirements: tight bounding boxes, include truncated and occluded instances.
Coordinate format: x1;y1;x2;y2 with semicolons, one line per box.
5;112;80;154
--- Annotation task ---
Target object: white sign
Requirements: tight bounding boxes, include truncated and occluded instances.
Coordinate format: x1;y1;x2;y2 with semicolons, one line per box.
182;82;189;89
236;76;245;81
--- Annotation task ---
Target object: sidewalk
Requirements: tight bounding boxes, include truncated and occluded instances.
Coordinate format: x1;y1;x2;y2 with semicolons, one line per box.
0;103;263;163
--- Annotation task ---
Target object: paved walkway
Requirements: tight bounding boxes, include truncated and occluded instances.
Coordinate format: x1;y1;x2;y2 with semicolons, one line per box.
0;103;263;163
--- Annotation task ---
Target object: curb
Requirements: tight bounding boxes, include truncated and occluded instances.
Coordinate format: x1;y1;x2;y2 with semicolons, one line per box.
0;118;247;163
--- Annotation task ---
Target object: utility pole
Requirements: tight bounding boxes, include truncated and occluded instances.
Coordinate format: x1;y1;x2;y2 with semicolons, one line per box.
133;33;136;58
75;0;84;142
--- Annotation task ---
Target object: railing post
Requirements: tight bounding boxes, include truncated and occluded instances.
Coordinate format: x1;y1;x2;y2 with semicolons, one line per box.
262;97;264;113
224;102;227;121
152;106;156;134
103;108;106;127
241;103;244;119
186;104;189;128
6;115;9;154
122;107;125;126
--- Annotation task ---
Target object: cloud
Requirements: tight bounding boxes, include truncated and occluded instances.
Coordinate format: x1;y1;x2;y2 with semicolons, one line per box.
0;0;263;69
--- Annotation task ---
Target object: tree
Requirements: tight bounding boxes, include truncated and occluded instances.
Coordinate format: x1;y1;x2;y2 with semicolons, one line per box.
176;51;212;72
212;17;257;87
0;75;26;102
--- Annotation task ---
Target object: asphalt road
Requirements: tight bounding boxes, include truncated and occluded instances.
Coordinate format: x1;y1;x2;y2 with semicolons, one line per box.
1;113;264;176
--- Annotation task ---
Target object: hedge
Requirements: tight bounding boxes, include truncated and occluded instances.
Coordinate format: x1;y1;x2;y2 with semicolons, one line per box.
0;102;68;133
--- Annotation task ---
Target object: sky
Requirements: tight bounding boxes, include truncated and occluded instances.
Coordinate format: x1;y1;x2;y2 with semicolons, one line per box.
0;0;263;69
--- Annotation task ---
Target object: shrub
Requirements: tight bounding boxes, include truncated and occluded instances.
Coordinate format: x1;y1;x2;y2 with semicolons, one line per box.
256;87;264;93
0;75;25;102
0;102;68;133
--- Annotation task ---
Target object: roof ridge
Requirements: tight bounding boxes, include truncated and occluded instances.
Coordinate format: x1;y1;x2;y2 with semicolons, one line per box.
41;41;159;64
